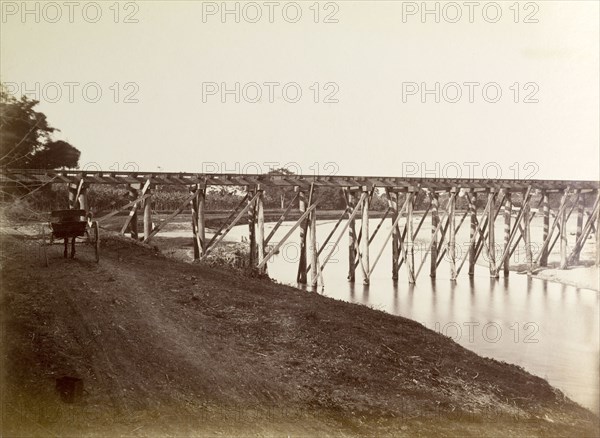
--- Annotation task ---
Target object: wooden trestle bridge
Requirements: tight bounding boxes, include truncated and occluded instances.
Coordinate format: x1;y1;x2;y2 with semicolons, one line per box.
2;169;599;287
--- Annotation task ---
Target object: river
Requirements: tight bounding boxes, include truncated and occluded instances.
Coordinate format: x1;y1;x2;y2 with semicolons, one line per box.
222;217;600;414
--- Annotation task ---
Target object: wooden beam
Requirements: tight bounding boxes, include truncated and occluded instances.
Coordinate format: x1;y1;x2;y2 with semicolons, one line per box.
455;193;493;277
143;190;198;243
369;195;411;279
523;194;533;274
597;191;600;267
297;189;308;284
201;192;261;260
197;186;206;255
68;182;78;209
120;179;151;234
346;190;357;282
534;188;569;264
191;188;200;260
257;189;266;274
574;194;584;263
78;183;89;213
205;193;249;250
406;189;416;283
143;187;153;242
127;185;139;239
416;192;454;280
568;192;599;265
503;190;512;276
320;192;367;273
309;198;318;288
247;187;257;268
448;187;457;281
488;189;498;277
540;190;550;266
560;193;568;270
258;200;320;270
496;186;532;272
430;192;439;278
361;186;370;285
468;191;477;276
547;191;580;256
264;191;300;245
390;190;400;280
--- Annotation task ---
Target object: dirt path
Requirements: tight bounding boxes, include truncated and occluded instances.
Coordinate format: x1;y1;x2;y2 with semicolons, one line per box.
1;230;598;437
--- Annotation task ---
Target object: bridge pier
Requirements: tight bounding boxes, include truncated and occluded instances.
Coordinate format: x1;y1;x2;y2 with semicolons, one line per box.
143;186;153;242
309;197;318;287
468;190;477;277
448;187;457;281
256;187;266;274
247;186;257;268
128;185;139;240
430;192;439;278
559;189;569;270
488;188;497;277
388;189;400;281
523;194;533;274
191;184;206;259
575;195;584;263
406;187;416;284
503;190;511;276
361;186;370;285
347;190;357;283
540;190;549;266
297;189;308;284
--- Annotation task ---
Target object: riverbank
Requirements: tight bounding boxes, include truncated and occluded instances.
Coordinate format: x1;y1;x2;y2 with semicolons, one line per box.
0;225;598;437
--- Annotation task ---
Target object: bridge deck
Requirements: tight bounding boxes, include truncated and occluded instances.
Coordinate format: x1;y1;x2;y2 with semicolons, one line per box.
1;169;598;190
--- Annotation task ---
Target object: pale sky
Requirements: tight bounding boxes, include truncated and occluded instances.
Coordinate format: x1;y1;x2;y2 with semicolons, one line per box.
1;1;598;181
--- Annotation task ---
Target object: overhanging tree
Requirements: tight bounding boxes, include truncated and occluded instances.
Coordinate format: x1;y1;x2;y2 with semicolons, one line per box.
0;85;80;169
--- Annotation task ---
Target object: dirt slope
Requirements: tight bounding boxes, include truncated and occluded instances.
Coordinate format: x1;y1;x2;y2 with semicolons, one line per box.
0;231;598;437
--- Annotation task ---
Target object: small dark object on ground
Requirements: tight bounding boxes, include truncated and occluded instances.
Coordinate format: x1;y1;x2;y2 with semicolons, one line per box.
55;376;83;403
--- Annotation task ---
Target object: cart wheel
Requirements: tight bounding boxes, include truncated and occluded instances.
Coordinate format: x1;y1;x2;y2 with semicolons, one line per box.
92;221;100;262
40;224;48;267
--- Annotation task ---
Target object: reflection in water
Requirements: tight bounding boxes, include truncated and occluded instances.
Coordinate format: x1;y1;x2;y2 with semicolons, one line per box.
227;220;600;414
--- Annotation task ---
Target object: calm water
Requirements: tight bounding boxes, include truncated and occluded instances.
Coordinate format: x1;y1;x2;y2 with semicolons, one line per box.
223;218;600;414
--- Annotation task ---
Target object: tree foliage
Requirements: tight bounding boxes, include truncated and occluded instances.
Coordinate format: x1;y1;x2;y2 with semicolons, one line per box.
0;85;80;169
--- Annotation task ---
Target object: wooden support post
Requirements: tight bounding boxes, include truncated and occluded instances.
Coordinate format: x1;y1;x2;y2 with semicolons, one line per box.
197;186;206;256
361;186;370;285
78;184;89;213
468;191;477;277
535;187;568;265
560;190;568;270
540;191;550;266
297;189;308;284
248;187;257;269
574;195;584;264
503;190;512;276
143;186;153;241
68;183;78;209
406;188;416;284
448;187;457;281
597;191;600;267
191;189;200;260
389;190;399;281
430;192;439;278
257;188;266;274
347;190;357;282
488;189;497;277
128;185;139;240
309;198;318;288
523;195;533;275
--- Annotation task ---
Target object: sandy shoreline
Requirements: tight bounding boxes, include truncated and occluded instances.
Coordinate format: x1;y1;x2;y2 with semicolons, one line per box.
529;265;599;292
